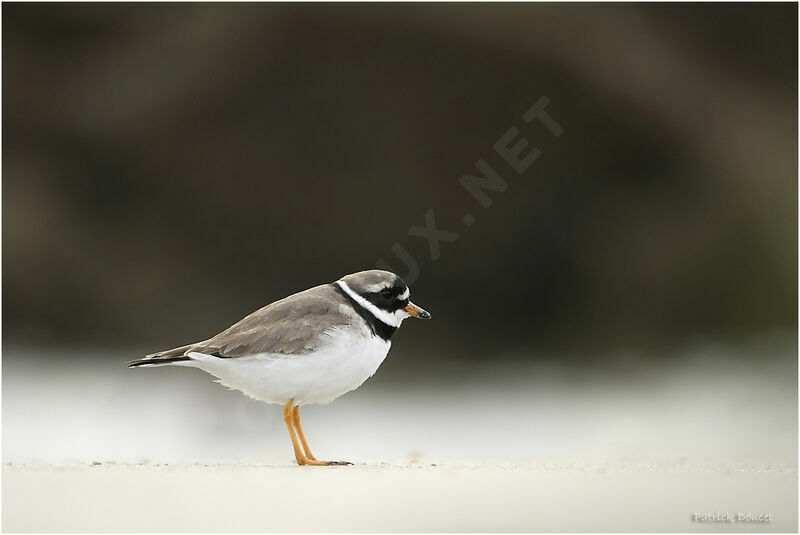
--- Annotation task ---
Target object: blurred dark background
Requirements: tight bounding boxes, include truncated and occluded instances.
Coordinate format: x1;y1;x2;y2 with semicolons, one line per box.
3;3;797;362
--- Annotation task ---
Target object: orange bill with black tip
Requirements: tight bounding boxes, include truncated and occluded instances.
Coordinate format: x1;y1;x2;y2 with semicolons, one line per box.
404;302;431;319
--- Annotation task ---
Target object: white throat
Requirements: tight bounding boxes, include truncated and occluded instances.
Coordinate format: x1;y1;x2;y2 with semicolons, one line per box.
336;280;407;328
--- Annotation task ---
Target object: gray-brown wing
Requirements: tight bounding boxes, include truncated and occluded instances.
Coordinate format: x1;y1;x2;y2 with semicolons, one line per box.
142;284;354;362
190;284;353;357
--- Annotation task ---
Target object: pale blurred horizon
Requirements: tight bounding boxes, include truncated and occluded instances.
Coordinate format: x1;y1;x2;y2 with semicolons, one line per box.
4;334;795;466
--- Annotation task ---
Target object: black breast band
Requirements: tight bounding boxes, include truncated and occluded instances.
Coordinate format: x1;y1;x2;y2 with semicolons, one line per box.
333;283;397;341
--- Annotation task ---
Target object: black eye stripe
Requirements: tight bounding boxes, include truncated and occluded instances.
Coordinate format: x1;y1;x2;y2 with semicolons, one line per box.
363;287;406;312
377;284;407;298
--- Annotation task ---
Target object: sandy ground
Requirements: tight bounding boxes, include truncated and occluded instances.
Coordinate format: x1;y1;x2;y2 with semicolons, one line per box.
3;342;797;531
3;461;796;532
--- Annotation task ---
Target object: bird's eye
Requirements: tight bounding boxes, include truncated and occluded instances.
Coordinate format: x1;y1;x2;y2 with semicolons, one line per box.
380;289;393;299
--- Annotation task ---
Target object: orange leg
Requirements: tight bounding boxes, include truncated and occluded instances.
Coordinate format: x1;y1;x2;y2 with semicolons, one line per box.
282;400;307;465
292;406;318;461
281;400;352;466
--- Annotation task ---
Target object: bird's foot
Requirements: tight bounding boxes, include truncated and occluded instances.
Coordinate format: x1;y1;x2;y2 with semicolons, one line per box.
300;459;353;466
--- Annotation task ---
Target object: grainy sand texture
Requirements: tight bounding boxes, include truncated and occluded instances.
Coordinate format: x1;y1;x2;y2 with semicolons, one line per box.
4;461;796;532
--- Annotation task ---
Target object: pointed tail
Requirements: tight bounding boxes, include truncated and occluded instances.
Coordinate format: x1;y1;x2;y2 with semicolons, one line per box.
128;344;195;368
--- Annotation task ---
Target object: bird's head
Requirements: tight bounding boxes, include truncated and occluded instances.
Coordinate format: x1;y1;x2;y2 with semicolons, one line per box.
336;270;431;327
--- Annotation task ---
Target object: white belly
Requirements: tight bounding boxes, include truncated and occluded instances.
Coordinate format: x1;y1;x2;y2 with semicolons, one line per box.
181;329;391;406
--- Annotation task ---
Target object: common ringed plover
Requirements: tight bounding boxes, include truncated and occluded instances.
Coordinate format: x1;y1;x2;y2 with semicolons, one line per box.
129;269;430;466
